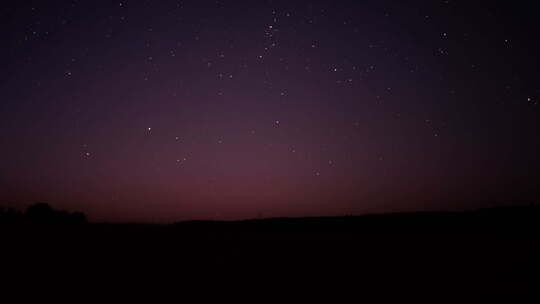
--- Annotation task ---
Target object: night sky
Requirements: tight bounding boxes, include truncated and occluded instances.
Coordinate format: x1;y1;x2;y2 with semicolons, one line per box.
1;0;539;222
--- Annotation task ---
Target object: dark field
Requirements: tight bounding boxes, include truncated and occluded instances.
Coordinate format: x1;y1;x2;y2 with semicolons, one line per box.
2;204;538;299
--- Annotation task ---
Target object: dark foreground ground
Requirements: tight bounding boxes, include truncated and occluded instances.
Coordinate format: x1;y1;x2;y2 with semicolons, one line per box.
2;205;539;300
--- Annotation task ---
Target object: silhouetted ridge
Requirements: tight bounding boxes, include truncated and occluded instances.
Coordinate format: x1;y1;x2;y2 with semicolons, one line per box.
172;204;540;232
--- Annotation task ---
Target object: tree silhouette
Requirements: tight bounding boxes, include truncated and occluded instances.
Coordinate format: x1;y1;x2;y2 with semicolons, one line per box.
0;203;87;224
26;203;56;223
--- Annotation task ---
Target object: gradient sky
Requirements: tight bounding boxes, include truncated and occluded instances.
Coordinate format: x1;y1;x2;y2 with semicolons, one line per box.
1;0;539;222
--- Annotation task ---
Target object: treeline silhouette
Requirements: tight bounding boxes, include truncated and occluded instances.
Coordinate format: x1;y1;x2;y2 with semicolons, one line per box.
1;202;538;298
1;202;539;231
0;203;86;225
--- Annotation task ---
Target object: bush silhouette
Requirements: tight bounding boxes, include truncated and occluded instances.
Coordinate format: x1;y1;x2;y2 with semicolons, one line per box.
26;203;56;223
0;203;86;224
